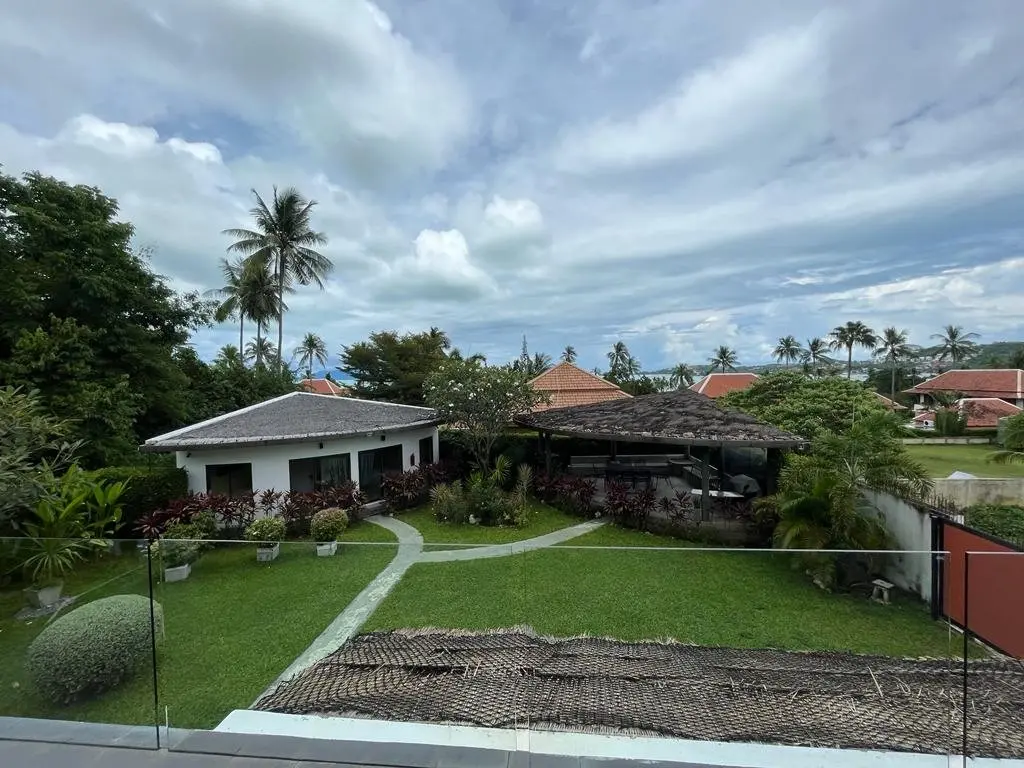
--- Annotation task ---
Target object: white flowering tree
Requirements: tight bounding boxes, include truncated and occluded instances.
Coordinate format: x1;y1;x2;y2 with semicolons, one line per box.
424;359;548;470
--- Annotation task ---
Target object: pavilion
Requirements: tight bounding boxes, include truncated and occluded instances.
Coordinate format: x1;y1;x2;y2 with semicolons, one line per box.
513;388;807;518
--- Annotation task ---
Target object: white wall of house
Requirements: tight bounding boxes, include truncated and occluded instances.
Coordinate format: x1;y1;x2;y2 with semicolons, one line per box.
174;426;439;495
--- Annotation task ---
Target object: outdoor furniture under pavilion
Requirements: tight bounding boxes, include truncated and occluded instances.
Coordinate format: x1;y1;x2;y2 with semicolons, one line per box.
514;389;807;521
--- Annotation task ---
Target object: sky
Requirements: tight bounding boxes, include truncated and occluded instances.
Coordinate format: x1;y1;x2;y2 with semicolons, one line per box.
3;0;1024;373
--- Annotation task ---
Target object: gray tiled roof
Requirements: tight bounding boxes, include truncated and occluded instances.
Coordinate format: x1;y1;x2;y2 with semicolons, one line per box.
143;393;438;451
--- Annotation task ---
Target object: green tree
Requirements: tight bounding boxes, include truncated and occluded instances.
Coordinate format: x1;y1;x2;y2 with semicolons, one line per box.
708;345;739;372
874;327;913;401
424;359;547;470
224;187;331;370
772;335;803;367
295;332;328;379
205;257;248;357
0;171;211;462
668;363;696;389
990;411;1024;465
561;345;577;363
932;324;980;367
513;335;553;377
236;255;288;366
828;321;877;379
720;370;890;439
605;341;641;384
244;336;277;367
339;329;452;405
215;345;244;369
801;337;832;377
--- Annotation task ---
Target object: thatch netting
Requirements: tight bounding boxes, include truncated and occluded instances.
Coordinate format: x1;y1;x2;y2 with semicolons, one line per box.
514;389;805;447
257;629;1024;759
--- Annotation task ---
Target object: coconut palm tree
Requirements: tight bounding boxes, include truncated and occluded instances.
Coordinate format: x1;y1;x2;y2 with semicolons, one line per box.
204;257;248;358
802;337;831;375
773;335;803;367
828;321;877;379
224;186;331;370
708;346;739;372
561;345;578;363
932;324;980;367
295;332;328;379
989;413;1024;465
214;344;243;369
244;336;277;367
236;256;288;368
668;363;696;389
606;341;640;381
874;327;913;402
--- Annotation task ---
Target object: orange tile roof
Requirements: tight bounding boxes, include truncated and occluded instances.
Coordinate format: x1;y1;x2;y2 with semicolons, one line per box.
912;398;1021;429
299;378;350;396
905;369;1024;399
872;392;907;410
529;362;631;412
688;372;759;398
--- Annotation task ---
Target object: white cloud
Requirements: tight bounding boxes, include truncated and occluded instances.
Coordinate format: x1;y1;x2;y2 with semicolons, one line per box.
374;229;496;301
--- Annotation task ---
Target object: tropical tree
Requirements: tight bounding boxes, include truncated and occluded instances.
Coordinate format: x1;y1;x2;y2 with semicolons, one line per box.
828;321;877;379
874;327;913;402
224;186;331;370
512;336;553;377
606;341;641;383
668;363;696;389
773;335;803;367
708;346;739;372
295;332;328;379
235;256;287;368
244;337;277;367
214;345;244;369
339;329;453;405
932;324;980;367
801;337;831;377
205;257;248;356
561;345;578;364
989;412;1024;465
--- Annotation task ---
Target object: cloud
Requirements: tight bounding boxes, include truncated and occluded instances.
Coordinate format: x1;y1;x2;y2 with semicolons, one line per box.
374;229;496;301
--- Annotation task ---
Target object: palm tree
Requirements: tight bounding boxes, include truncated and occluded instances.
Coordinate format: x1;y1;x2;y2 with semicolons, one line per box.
561;345;577;364
668;363;696;389
224;186;331;370
607;341;630;372
532;352;553;375
802;337;831;376
244;336;277;367
204;257;248;358
214;344;243;368
875;327;912;402
606;341;640;381
708;346;739;372
772;335;803;367
932;324;980;368
828;321;877;379
236;256;288;367
295;332;328;379
988;413;1024;465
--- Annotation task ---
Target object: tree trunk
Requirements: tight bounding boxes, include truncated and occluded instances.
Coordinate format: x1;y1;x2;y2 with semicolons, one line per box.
890;361;897;401
256;324;262;366
239;316;245;368
847;346;853;378
276;253;285;371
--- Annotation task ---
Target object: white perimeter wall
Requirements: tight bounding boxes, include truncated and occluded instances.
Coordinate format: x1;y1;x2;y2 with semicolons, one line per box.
174;426;438;497
864;490;935;601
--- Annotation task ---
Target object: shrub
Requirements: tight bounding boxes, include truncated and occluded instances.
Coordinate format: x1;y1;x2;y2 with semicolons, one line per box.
154;538;201;569
25;594;163;704
966;504;1024;546
311;507;349;542
245;516;286;546
603;481;656;531
381;463;455;513
88;466;187;536
429;457;532;527
535;473;598;518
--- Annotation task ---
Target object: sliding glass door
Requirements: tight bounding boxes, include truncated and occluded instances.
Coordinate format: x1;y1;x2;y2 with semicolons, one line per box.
357;445;404;500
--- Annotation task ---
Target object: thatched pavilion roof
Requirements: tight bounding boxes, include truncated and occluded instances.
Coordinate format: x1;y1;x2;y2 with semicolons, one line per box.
514;388;806;448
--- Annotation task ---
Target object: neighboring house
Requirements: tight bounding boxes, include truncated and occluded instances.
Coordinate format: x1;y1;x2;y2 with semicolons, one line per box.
872;392;907;411
688;372;760;398
142;392;439;501
299;377;350;396
911;398;1022;430
528;362;631;412
904;369;1024;410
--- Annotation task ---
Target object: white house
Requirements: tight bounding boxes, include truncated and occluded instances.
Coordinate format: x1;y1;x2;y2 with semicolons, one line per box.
141;392;440;500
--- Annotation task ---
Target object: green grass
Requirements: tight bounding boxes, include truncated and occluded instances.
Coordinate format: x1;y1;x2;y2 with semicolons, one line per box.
338;517;398;543
904;443;1024;478
0;542;393;730
367;530;958;658
397;501;581;545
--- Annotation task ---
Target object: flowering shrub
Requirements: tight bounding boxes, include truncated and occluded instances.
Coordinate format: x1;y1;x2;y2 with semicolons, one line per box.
245;516;286;546
311;507;349;542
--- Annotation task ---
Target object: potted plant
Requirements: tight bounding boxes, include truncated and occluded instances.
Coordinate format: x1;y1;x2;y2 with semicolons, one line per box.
246;517;286;562
310;507;349;557
155;538;199;582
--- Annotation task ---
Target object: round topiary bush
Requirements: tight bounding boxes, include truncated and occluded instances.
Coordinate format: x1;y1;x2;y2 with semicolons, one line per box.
25;594;163;704
245;516;286;545
311;507;349;542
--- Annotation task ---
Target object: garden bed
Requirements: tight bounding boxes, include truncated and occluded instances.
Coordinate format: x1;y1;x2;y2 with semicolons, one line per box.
396;501;584;545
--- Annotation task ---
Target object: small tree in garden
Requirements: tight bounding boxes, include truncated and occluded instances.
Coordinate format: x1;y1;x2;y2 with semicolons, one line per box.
424;359;548;470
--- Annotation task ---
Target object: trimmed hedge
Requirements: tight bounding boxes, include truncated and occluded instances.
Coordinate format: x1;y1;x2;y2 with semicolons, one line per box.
965;504;1024;547
88;466;188;536
25;595;163;704
311;508;349;542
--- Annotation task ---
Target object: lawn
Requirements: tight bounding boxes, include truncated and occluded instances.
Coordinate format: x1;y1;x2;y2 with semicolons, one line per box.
0;540;393;730
367;529;958;659
396;501;581;545
905;443;1024;478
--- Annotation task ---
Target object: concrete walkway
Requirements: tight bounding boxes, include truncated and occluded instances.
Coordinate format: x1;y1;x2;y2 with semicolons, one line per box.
418;519;605;562
257;514;604;703
255;515;423;701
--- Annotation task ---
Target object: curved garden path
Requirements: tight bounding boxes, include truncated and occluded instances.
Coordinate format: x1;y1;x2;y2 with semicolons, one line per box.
257;513;604;702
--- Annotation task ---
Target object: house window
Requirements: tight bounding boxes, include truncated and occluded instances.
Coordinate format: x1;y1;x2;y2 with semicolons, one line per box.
205;463;253;497
288;453;352;492
357;445;404;501
419;436;435;465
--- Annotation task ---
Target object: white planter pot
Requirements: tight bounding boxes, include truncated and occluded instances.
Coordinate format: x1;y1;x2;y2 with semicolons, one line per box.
257;543;280;562
24;583;64;609
164;564;191;582
316;541;338;557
